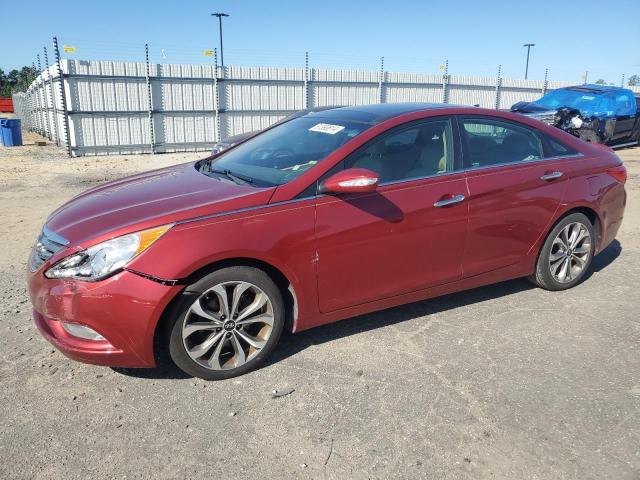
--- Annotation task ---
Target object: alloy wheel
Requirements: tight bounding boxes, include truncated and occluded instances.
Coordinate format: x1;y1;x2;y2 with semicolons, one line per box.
181;281;274;370
548;222;592;284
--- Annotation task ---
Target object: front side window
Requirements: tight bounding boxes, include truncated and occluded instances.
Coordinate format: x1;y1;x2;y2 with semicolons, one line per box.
345;119;453;184
461;118;544;169
610;92;636;116
206;117;371;186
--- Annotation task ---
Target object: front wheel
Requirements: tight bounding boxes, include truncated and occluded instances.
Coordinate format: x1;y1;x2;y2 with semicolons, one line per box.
530;213;596;291
168;266;285;380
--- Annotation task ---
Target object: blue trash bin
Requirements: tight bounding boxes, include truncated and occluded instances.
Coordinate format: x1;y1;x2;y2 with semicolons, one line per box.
0;118;5;146
0;118;23;146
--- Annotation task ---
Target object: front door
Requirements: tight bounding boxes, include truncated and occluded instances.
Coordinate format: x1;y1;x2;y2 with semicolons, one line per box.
609;91;637;141
314;117;469;313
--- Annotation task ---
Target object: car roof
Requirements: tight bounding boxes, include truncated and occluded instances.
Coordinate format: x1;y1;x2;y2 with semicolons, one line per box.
564;84;628;94
304;103;454;124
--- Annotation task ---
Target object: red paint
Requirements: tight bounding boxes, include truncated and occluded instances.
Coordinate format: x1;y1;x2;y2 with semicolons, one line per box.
315;172;469;311
0;97;13;112
27;106;627;368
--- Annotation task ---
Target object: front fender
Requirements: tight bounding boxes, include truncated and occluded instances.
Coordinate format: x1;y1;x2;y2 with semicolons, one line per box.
126;200;320;328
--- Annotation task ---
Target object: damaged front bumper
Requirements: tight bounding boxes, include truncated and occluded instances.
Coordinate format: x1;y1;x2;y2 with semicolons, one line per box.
518;107;607;144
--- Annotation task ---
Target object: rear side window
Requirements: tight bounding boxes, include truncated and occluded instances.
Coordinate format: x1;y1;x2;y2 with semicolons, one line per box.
460;117;544;169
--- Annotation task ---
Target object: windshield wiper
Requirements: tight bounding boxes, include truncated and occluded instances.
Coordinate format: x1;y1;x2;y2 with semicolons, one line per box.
209;167;254;185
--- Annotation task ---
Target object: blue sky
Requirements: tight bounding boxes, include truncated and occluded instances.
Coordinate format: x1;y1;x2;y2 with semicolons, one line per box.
2;0;639;84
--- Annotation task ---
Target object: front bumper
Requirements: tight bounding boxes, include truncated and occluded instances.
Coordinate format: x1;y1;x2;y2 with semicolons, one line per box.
28;269;182;368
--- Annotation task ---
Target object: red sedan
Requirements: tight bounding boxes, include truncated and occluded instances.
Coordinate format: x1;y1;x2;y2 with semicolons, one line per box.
27;104;627;380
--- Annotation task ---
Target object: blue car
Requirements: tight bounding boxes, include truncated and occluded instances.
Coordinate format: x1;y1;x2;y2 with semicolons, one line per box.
511;84;640;147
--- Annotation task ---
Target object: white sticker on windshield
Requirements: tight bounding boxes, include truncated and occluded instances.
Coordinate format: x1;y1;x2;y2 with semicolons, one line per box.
309;123;345;135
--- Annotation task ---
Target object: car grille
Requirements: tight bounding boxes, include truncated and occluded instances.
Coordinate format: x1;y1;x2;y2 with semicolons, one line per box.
28;227;69;272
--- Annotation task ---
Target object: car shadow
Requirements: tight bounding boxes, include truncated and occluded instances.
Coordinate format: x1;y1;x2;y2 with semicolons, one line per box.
268;240;622;367
112;240;622;380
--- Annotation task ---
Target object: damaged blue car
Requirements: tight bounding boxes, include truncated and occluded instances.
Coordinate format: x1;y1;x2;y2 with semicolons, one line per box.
511;84;640;147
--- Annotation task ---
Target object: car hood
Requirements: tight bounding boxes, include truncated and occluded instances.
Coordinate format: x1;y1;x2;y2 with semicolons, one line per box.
510;101;554;114
511;102;558;124
45;161;275;245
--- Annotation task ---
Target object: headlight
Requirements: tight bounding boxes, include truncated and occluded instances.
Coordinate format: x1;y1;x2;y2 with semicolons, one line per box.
570;116;584;129
44;224;173;281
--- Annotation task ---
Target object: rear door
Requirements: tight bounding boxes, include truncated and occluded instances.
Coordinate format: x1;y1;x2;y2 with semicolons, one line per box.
314;117;469;312
458;115;577;277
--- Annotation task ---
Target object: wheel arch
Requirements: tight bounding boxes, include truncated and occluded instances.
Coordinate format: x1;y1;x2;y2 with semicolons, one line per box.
152;257;300;366
530;204;602;274
554;205;602;249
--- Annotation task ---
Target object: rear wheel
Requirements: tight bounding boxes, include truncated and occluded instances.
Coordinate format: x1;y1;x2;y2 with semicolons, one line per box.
168;266;285;380
530;213;595;291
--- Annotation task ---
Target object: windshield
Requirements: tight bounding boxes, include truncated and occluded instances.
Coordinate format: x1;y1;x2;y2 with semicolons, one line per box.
533;89;609;116
204;117;371;186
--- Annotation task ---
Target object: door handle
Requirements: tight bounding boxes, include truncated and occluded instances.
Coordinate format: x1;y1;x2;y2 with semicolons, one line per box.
541;171;563;181
433;194;465;207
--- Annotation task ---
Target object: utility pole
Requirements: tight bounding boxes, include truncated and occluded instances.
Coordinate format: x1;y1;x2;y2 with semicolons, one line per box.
211;13;229;67
523;43;535;79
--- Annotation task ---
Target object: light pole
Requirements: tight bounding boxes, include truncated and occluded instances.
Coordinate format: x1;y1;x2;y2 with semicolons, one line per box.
212;13;229;67
523;43;535;80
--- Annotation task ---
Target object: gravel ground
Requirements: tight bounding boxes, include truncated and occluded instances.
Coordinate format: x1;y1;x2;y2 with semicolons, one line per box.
1;131;639;479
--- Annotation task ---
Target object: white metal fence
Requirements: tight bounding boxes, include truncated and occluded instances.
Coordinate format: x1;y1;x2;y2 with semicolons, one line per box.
13;57;640;157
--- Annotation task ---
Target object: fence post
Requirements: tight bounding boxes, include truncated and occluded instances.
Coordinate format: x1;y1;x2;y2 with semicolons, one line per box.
303;51;309;109
43;47;60;146
31;62;41;135
144;44;156;154
621;74;625;88
542;68;549;95
494;64;502;110
53;37;72;157
33;60;40;135
36;56;44;137
378;56;385;104
25;84;31;131
441;60;449;104
213;48;221;143
37;54;51;139
35;61;43;135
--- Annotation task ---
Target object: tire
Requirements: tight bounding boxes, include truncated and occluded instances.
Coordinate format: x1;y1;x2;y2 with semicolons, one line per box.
168;266;285;380
529;213;596;291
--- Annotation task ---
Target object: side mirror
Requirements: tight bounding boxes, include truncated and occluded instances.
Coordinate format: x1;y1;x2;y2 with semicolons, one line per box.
320;168;380;194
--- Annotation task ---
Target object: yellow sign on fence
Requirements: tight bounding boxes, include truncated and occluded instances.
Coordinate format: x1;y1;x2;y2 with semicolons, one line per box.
63;45;76;53
203;50;215;57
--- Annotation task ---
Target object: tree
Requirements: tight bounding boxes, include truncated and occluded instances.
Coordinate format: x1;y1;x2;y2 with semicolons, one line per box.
0;66;37;97
628;74;640;86
594;79;606;85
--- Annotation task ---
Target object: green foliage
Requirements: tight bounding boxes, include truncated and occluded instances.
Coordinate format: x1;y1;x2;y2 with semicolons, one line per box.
628;74;640;86
594;79;606;85
0;66;37;97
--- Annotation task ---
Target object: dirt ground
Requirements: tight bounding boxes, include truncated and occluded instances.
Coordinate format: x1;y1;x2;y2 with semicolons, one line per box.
1;130;639;480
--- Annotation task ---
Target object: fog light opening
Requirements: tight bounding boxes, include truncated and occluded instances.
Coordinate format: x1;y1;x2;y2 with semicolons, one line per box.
61;322;106;341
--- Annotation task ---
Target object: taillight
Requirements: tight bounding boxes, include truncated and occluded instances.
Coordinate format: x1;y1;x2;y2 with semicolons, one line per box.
606;165;627;184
